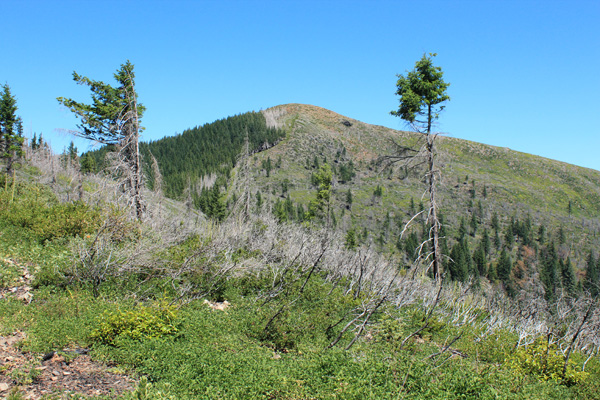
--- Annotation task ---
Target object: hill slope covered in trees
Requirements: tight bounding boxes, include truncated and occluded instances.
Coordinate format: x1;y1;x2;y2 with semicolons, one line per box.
83;103;600;300
1;116;600;398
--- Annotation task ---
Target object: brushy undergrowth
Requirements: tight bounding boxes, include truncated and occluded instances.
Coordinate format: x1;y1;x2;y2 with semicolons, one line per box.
0;178;102;244
507;337;589;386
1;177;599;399
90;299;180;346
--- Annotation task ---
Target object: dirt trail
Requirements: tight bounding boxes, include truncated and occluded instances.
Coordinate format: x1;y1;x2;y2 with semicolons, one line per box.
0;258;137;399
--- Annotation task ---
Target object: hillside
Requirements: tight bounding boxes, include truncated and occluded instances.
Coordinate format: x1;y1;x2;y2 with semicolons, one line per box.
81;103;600;289
243;104;600;271
1;130;600;398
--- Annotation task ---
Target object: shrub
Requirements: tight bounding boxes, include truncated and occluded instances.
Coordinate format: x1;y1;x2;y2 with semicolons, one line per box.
90;299;180;346
508;337;588;386
0;181;102;243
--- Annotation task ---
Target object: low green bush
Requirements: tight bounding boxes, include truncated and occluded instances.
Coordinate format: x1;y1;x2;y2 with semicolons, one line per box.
508;337;588;386
0;181;101;243
90;299;180;346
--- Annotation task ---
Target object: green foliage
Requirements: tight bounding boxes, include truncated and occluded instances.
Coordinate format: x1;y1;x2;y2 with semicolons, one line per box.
195;184;226;221
308;163;332;220
391;53;450;132
561;257;577;296
449;238;472;282
90;299;179;346
402;231;420;261
338;160;355;183
135;112;286;199
274;196;296;223
584;251;599;297
0;84;25;174
79;152;97;173
261;156;272;177
344;228;358;250
373;184;384;197
123;376;178;400
497;248;513;293
6;360;41;386
5;387;26;400
541;244;559;302
508;337;588;386
57;60;145;145
0;258;21;288
0;180;102;243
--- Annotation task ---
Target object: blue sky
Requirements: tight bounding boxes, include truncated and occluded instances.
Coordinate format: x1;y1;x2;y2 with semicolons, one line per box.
2;0;599;171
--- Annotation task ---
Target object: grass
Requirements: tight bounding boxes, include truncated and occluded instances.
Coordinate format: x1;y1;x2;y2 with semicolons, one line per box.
1;190;598;399
2;138;600;398
3;272;599;399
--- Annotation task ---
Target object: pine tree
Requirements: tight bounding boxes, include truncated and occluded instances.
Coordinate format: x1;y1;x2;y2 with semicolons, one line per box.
390;54;449;281
345;228;358;250
557;226;566;245
494;230;502;250
404;231;420;261
449;239;469;282
296;203;305;222
262;156;273;177
308;163;332;221
457;217;467;241
497;248;513;295
538;224;546;244
504;223;514;248
473;245;487;277
561;257;577;296
345;189;352;210
0;84;24;174
57;61;145;219
541;244;559;302
584;251;599;297
470;212;478;236
255;190;263;210
491;212;500;232
482;228;491;255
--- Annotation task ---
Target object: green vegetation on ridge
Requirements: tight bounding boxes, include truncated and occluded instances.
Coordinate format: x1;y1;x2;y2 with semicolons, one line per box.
1;153;600;398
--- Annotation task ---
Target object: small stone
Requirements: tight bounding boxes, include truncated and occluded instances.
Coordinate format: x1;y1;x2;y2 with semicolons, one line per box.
17;292;33;302
0;382;9;392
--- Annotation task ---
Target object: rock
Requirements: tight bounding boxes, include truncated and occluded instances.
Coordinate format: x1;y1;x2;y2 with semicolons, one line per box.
17;291;33;303
203;299;231;311
0;382;9;392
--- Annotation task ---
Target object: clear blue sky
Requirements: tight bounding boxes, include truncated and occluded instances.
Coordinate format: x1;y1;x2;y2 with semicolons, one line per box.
2;0;599;170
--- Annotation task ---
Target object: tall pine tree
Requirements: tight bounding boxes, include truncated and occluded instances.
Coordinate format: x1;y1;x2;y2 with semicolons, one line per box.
0;84;24;174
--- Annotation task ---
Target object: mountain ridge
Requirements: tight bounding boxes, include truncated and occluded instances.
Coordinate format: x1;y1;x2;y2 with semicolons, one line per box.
244;103;600;271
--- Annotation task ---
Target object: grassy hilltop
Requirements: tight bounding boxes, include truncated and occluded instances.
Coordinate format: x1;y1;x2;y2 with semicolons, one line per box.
247;104;600;270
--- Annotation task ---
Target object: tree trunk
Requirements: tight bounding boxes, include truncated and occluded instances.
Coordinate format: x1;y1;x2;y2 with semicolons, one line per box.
123;70;144;221
426;104;441;281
